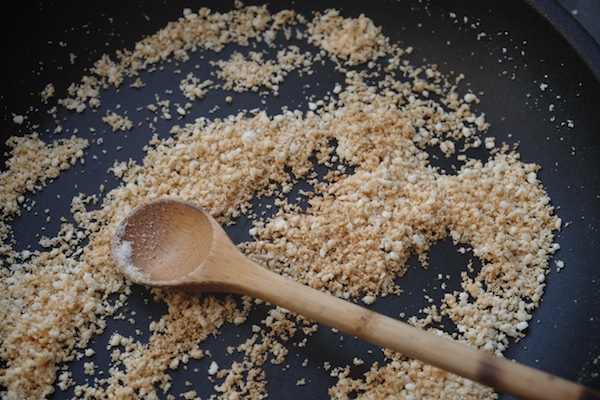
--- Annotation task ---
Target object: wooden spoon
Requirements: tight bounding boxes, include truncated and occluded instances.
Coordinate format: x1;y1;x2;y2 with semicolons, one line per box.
111;198;600;400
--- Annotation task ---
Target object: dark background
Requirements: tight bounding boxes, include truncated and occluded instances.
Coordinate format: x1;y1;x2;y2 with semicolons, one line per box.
557;0;600;44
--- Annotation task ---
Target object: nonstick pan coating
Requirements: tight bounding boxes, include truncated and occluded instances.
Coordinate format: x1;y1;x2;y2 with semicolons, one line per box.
1;1;599;398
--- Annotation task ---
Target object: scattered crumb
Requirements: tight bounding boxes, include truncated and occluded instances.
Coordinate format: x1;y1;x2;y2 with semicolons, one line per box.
102;111;134;132
0;4;563;400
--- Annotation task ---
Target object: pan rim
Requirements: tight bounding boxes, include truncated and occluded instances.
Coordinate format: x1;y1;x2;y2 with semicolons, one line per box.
526;0;600;81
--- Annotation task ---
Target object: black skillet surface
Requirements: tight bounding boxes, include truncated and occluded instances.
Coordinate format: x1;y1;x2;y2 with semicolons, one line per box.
1;0;600;398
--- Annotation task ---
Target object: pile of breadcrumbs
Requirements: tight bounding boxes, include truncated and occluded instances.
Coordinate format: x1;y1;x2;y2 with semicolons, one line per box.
1;2;562;399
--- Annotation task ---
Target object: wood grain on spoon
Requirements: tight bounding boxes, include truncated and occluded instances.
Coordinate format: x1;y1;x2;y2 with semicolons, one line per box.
111;198;600;400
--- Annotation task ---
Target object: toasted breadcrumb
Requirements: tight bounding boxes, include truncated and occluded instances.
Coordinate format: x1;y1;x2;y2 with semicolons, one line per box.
1;4;562;400
102;111;134;132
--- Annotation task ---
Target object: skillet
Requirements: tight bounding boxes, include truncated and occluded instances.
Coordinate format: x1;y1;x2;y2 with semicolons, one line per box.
1;0;599;398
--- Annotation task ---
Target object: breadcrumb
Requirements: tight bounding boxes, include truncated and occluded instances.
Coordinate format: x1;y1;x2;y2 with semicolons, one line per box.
1;4;561;400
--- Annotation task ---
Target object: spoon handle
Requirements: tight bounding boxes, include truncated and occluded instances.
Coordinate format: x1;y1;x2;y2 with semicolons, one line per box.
228;258;598;400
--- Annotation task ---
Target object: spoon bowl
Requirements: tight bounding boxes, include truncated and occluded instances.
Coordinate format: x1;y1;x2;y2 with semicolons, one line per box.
113;199;214;285
112;198;600;400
